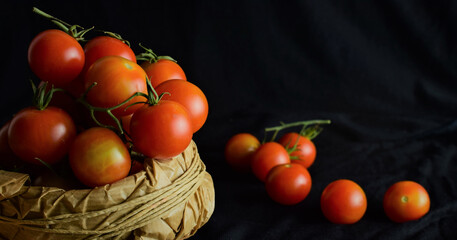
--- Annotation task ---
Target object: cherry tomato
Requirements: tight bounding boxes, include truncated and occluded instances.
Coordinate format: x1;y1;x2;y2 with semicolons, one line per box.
130;100;193;160
84;56;148;117
69;127;131;187
224;133;260;173
141;59;186;88
155;79;208;133
28;29;84;87
251;142;290;182
383;181;430;223
278;132;316;168
266;163;312;205
8;107;77;165
321;179;367;224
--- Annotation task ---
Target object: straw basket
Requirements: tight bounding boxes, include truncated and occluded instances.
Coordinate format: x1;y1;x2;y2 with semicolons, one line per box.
0;140;215;239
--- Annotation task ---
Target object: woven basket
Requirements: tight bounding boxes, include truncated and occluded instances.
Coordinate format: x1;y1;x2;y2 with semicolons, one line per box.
0;140;215;240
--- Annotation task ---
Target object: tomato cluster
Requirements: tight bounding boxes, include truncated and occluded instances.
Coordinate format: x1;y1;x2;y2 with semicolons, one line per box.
0;8;208;189
225;121;430;224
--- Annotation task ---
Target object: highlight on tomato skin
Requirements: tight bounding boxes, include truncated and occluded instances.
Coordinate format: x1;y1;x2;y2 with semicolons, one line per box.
383;181;431;223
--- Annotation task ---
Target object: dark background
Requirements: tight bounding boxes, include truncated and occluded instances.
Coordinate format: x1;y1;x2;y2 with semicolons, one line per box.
2;1;457;239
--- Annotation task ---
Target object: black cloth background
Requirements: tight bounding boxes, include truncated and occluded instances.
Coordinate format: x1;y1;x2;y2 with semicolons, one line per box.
1;1;457;239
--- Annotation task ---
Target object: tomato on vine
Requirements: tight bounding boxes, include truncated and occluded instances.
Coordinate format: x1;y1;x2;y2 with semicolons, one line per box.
137;44;186;88
265;163;312;205
278;132;316;168
8;82;77;165
84;56;148;118
130;79;193;160
155;79;208;133
251;142;290;182
28;29;84;87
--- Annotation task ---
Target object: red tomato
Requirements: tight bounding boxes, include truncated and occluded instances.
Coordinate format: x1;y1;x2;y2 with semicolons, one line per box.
278;132;316;168
69;127;131;187
28;29;84;87
383;181;430;223
251;142;290;182
155;79;208;133
321;179;367;224
130;100;193;160
8;107;77;165
84;56;148;117
266;163;312;205
224;133;260;173
141;59;186;88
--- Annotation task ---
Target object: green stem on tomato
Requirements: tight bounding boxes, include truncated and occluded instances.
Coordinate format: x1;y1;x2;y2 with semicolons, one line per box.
136;43;176;63
262;119;331;144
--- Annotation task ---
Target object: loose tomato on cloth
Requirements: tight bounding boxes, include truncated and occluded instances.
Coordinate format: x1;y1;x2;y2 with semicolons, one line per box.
278;132;316;168
321;179;367;224
265;163;312;205
251;142;290;182
8;106;77;165
383;181;430;223
69;127;131;187
28;29;84;87
84;56;148;117
156;79;208;133
224;133;260;173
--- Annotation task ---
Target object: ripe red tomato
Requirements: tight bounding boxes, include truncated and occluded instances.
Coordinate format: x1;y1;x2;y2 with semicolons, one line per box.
83;36;136;72
69;127;131;187
28;29;84;87
155;79;208;133
224;133;260;173
278;132;316;168
141;59;186;88
383;181;430;223
321;179;367;224
84;56;148;117
8;107;77;165
251;142;290;182
130;100;193;160
266;163;312;205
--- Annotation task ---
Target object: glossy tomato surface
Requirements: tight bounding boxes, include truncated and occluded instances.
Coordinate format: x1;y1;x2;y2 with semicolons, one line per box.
156;79;208;133
130;100;193;160
278;132;316;168
141;59;186;88
321;179;367;224
251;142;290;182
69;127;131;187
383;181;430;223
28;29;84;87
266;163;312;205
84;56;148;117
8;107;77;165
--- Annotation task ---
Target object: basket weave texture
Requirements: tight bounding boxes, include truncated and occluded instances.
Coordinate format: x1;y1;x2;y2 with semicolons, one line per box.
0;140;215;240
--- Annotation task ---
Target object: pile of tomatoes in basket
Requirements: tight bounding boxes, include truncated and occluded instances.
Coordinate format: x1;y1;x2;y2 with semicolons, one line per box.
0;8;208;188
225;121;431;224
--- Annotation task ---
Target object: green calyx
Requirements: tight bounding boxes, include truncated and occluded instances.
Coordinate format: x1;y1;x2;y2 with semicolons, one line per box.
135;43;176;63
30;80;63;110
